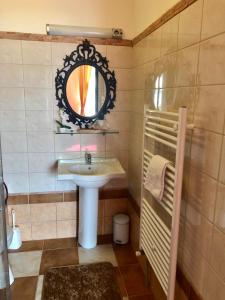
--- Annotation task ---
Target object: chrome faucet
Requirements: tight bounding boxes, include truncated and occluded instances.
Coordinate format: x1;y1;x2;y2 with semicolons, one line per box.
85;151;92;165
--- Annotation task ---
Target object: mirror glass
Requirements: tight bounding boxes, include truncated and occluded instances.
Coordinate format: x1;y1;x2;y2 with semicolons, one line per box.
66;65;106;117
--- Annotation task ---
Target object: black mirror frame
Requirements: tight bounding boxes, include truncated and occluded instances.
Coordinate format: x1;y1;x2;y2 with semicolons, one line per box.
55;39;116;128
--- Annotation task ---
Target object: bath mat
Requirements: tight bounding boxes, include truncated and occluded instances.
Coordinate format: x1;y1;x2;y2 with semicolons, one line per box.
42;262;121;300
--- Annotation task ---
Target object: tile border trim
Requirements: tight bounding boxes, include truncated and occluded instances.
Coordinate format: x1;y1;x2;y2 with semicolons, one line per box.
0;31;133;47
132;0;198;45
7;188;129;205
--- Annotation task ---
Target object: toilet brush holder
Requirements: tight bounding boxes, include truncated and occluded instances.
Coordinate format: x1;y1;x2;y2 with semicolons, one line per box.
8;209;22;250
9;265;14;286
8;227;22;250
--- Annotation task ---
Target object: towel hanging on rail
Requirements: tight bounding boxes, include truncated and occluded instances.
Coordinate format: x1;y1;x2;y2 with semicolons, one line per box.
144;154;170;201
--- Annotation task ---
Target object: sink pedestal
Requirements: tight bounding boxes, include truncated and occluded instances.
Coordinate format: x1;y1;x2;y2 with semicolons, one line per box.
78;187;98;249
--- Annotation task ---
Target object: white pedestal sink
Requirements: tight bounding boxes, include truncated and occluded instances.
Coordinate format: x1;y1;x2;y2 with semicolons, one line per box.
58;158;126;249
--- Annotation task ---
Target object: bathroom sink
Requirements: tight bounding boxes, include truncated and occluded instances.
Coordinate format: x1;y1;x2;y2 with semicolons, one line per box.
58;158;125;188
58;157;126;249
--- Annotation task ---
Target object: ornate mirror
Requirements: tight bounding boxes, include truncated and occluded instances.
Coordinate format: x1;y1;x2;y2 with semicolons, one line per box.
55;39;116;128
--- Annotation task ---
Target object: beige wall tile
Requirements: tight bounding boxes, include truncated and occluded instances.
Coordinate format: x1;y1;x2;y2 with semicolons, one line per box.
30;203;56;222
29;173;55;193
27;132;54;154
194;85;225;134
0;87;25;110
98;218;104;235
203;263;225;300
56;202;77;220
4;173;29;194
182;246;206;297
103;216;113;234
56;220;76;238
210;227;225;281
0;39;22;64
7;204;31;224
219;136;225;183
188;166;217;221
146;28;162;62
198;33;225;85
51;42;78;66
80;134;105;152
161;15;179;55
24;88;53;110
0;64;23;87
215;183;225;233
202;0;225;40
107;45;133;69
155;53;177;88
105;111;130;132
115;68;133;91
133;39;148;67
157;87;196;121
133;65;145;90
0;110;26;131
26;110;53;131
2;153;28;173
54;134;81;153
23;65;52;88
176;44;199;87
1;131;27;153
22;41;51;65
19;223;32;241
178;0;203;48
184;204;213;259
190;129;222;179
32;221;56;240
106;132;129;152
114;90;131;112
131;90;145;114
127;202;140;250
104;198;128;217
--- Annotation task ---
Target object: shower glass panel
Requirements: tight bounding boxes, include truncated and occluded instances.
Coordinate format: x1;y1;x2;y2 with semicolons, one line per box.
0;137;10;299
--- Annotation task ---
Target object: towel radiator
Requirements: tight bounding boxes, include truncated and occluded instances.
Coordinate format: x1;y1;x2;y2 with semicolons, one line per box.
140;106;188;300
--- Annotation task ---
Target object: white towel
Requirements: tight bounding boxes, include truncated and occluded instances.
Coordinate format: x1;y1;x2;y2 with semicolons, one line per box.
144;155;170;202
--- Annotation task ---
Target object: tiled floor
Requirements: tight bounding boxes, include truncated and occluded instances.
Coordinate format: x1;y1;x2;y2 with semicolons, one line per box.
8;238;154;300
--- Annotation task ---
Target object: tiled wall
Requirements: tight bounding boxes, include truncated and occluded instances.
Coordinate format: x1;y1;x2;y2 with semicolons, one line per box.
7;192;128;241
0;39;132;194
129;0;225;298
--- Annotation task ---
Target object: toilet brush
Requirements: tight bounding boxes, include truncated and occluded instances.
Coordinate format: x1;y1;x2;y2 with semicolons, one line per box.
8;210;22;250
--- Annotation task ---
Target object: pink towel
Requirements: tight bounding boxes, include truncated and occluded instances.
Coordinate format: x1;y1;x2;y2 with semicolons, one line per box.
144;155;170;201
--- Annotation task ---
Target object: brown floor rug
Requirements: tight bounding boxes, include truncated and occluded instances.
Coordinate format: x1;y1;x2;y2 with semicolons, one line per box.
42;262;121;300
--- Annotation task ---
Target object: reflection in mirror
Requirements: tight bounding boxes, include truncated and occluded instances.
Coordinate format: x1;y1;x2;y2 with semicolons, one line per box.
66;65;106;117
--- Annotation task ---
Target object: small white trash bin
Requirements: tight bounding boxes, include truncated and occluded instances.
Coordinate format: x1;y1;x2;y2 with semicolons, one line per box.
113;214;129;244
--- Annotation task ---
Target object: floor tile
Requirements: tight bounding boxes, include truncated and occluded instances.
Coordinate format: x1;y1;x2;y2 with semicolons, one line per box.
9;251;42;278
78;244;118;266
120;264;152;297
11;276;38;300
113;244;138;266
35;275;44;300
115;267;127;297
39;248;78;274
43;237;77;250
9;240;44;253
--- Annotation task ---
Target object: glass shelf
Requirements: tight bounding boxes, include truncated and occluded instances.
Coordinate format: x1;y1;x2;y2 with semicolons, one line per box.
55;129;119;135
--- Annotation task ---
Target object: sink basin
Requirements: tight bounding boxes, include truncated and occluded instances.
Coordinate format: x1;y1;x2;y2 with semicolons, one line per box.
58;158;125;188
58;158;126;249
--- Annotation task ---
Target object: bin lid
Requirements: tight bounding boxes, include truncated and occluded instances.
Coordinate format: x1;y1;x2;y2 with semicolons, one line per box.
114;214;129;225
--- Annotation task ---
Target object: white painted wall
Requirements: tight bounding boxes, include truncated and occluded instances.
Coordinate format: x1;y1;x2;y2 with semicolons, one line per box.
0;0;180;39
0;0;135;39
132;0;179;36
